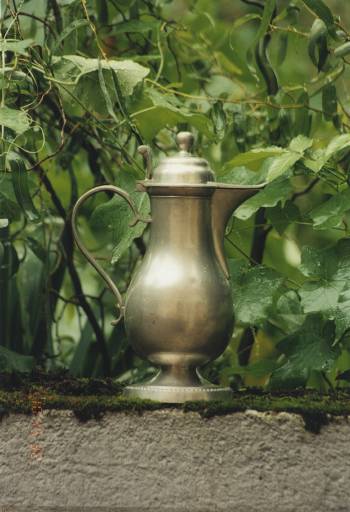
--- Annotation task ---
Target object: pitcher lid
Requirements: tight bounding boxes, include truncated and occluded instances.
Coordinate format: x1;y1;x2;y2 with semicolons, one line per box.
140;132;215;185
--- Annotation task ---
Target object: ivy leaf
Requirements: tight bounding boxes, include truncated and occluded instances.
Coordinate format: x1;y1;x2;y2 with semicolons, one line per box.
111;193;149;264
229;260;284;326
269;314;339;389
266;136;312;182
333;283;350;341
98;58;118;122
90;187;150;265
289;135;313;153
266;200;300;234
271;290;306;334
299;240;350;314
223;147;284;171
225;136;312;181
303;134;350;173
220;166;263;186
53;56;149;96
229;359;279;379
309;189;350;230
234;177;292;220
0;106;30;134
132;89;213;141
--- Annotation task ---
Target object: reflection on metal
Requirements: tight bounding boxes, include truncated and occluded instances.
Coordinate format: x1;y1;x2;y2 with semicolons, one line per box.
72;131;264;402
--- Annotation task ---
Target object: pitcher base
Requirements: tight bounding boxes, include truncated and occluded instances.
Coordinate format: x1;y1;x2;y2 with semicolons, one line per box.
123;383;233;403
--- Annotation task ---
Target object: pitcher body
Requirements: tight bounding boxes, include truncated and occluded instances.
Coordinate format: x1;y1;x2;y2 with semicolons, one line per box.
124;193;234;384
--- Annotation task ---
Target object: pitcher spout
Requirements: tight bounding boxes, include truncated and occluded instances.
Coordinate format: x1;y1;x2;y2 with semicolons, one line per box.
211;183;265;279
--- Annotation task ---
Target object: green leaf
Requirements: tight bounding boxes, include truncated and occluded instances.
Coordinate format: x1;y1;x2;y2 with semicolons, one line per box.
250;0;276;51
0;345;35;372
90;184;150;265
0;237;19;282
95;0;108;24
267;152;302;183
271;290;306;334
277;32;288;66
294;91;311;136
269;314;339;389
334;42;350;59
220;166;263;186
229;359;278;378
288;135;313;153
299;240;350;314
0;106;30;134
301;0;334;31
264;136;312;182
325;133;350;159
132;89;213;141
0;38;34;55
112;20;160;34
210;101;226;139
322;83;337;121
234;178;292;220
303;135;350;173
231;13;261;30
53;19;89;52
223;147;284;170
9;158;40;222
53;56;149;96
266;200;300;234
309;188;350;230
332;283;350;341
0;192;20;221
97;58;118;122
229;260;284;325
308;18;328;70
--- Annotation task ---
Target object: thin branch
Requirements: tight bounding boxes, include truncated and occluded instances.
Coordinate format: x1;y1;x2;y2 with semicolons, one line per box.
25;153;111;375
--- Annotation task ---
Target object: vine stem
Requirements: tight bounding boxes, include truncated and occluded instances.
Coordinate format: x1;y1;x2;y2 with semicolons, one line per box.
80;0;107;59
154;24;166;82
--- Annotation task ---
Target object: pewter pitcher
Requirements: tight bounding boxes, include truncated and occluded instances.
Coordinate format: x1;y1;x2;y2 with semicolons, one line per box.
72;132;264;402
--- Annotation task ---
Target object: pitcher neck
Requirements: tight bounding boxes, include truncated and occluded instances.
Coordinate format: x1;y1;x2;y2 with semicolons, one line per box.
149;195;213;250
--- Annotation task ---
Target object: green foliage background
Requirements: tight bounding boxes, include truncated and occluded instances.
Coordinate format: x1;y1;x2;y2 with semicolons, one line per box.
1;0;350;390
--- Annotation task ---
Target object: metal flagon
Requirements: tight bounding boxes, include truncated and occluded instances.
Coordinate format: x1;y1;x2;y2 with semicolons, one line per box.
72;131;264;402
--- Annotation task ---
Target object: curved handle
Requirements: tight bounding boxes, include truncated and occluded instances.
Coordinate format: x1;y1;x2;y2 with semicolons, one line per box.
71;185;150;325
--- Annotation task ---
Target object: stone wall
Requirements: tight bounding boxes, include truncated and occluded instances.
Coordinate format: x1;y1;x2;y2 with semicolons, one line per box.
1;409;350;511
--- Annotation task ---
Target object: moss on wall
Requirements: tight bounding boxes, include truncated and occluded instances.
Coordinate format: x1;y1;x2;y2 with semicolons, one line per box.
0;370;349;433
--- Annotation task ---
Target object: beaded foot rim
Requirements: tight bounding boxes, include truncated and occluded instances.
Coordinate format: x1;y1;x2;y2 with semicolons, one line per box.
123;384;233;403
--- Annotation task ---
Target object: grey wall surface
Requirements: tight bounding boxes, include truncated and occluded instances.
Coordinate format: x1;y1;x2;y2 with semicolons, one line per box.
1;409;350;512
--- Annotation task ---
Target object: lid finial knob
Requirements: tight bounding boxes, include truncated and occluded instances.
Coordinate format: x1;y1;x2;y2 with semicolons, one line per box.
176;131;194;153
138;144;152;179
